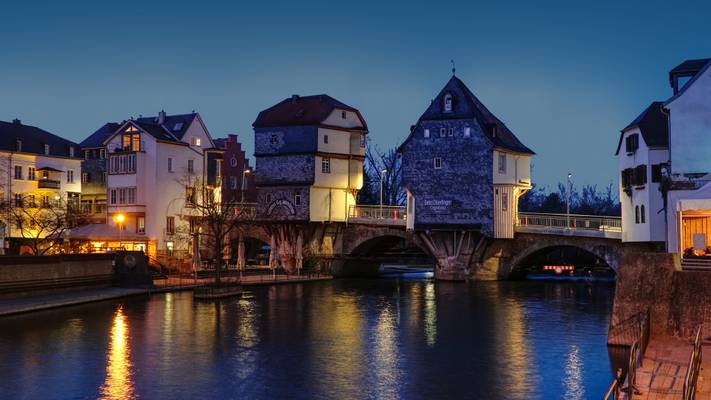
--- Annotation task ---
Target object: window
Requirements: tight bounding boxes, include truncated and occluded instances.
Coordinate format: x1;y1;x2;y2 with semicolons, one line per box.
69;147;75;157
434;157;442;169
110;189;117;204
270;134;278;145
640;205;646;224
16;139;22;151
44;144;50;155
230;157;238;167
633;164;647;186
173;122;183;131
84;150;90;160
42;170;48;179
14;193;22;207
215;160;221;179
42;195;49;208
82;173;89;183
498;153;507;174
295;194;302;206
188;160;194;174
321;157;331;173
67;170;74;183
323;134;329;144
444;93;453;113
360;134;366;148
109;154;136;174
166;216;175;234
502;192;508;211
137;217;145;234
635;205;640;224
99;149;106;159
185;186;196;205
191;137;201;146
230;176;238;189
119;188;126;204
168;157;173;172
424;129;430;138
28;195;36;208
14;166;22;180
101;173;106;183
464;127;471;137
651;164;663;183
128;188;136;204
625;134;639;153
440;128;446;138
28;167;35;180
341;111;347;119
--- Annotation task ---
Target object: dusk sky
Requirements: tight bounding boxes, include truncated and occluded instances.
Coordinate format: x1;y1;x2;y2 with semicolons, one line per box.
2;0;710;190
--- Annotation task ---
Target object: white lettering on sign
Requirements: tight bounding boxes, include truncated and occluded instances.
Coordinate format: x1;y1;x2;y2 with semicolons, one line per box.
423;199;452;212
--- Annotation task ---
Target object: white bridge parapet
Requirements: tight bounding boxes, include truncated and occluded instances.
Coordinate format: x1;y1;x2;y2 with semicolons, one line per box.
348;205;406;226
516;212;622;239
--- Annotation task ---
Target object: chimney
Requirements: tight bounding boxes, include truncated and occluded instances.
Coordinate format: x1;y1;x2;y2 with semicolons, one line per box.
158;110;166;124
228;134;237;144
291;94;300;103
12;118;21;124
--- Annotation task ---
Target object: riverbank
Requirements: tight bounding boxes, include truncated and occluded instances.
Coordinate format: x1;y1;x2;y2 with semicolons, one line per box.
0;273;332;317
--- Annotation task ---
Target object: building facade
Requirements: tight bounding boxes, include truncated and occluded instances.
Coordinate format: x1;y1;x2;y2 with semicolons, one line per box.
0;119;82;254
398;76;534;238
79;122;119;223
213;134;256;204
252;94;367;222
98;111;214;256
615;102;669;243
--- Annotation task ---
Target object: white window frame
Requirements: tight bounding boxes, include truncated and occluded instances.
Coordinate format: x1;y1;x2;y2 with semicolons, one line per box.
321;157;331;174
434;158;442;169
464;127;471;137
498;153;507;174
448;128;454;137
424;129;430;138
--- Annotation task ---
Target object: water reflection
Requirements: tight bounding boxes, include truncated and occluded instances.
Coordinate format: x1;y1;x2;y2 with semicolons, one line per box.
100;306;135;400
564;345;584;400
373;302;400;398
423;282;437;347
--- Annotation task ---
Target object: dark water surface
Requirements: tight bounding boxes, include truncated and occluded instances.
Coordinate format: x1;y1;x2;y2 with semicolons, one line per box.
0;280;616;400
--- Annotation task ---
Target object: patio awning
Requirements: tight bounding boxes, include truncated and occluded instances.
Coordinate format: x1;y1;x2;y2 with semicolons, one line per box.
36;166;64;172
67;224;147;241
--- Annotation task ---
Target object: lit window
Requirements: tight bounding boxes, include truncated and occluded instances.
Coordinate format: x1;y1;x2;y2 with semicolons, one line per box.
498;153;507;174
434;158;442;169
444;93;453;113
424;129;430;138
191;137;201;146
28;167;35;180
137;217;145;234
321;157;331;173
215;160;221;179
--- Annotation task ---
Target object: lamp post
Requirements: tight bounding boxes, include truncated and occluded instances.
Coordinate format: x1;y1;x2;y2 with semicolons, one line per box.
379;169;387;219
241;168;251;203
566;172;572;229
113;213;125;249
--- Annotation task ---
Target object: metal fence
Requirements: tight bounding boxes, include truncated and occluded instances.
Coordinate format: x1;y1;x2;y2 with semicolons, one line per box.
348;205;406;226
683;326;703;400
517;212;622;232
604;309;650;399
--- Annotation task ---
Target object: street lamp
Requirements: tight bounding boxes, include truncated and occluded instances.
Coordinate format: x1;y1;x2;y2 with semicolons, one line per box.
113;213;125;249
241;168;251;203
380;169;387;219
566;172;572;229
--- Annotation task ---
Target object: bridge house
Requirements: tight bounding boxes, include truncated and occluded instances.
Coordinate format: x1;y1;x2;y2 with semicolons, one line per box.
399;75;534;238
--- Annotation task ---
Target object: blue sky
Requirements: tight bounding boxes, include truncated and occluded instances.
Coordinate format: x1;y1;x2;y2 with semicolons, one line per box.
1;0;710;189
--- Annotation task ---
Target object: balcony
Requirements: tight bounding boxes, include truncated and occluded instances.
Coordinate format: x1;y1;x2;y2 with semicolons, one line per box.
37;179;61;189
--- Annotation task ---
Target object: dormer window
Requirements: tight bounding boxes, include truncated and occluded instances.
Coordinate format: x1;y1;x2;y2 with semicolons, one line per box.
191;137;201;146
44;144;50;155
173;122;184;131
16;139;22;152
69;146;75;157
625;133;639;154
122;128;141;151
444;93;453;113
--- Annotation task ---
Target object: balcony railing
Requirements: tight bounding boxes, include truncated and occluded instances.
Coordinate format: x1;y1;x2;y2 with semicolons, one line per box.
348;205;406;226
517;212;622;237
37;179;61;189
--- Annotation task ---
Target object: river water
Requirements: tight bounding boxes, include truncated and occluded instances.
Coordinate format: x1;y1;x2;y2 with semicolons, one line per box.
0;279;617;400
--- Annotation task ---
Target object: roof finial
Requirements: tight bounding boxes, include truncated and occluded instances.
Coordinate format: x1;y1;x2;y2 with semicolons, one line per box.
451;59;456;76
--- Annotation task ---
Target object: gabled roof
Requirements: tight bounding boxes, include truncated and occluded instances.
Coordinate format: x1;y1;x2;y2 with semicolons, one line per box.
0;120;81;158
399;76;534;155
80;122;121;148
253;94;367;131
615;101;669;155
136;113;197;140
666;58;711;106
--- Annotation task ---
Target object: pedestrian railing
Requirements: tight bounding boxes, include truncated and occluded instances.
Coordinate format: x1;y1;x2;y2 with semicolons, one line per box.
517;212;622;235
683;326;703;400
603;368;624;400
603;309;650;399
348;205;406;226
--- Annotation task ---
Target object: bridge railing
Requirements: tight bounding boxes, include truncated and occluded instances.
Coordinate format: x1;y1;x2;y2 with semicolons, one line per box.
517;212;622;233
348;205;406;226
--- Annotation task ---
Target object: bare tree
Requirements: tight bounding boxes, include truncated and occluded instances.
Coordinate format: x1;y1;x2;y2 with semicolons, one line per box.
3;193;87;255
359;142;406;206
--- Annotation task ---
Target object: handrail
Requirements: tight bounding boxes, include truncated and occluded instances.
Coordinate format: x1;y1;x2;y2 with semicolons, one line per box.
683;326;703;400
602;368;623;400
347;205;407;225
625;340;641;397
518;212;622;232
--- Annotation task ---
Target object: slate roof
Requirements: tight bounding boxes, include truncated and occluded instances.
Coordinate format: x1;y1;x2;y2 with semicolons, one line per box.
80;122;121;148
400;76;534;155
253;94;367;131
136;113;197;141
0;120;81;158
616;101;669;155
669;58;711;78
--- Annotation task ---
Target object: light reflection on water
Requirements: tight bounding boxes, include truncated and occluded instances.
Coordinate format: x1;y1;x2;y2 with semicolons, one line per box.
0;280;617;400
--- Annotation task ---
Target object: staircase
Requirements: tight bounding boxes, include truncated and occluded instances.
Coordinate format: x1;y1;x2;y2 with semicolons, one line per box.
681;257;711;271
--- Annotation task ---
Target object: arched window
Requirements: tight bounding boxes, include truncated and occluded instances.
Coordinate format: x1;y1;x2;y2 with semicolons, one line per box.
640;205;645;224
635;205;640;224
444;93;453;113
